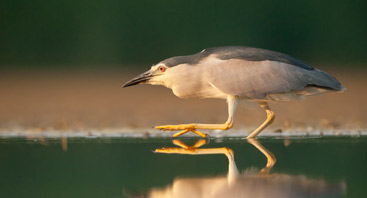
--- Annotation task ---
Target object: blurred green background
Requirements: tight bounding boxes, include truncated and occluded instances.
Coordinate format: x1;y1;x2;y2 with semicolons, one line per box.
0;0;366;68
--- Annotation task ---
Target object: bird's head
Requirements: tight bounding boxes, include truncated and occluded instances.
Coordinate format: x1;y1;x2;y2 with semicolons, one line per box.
123;52;204;88
122;63;172;88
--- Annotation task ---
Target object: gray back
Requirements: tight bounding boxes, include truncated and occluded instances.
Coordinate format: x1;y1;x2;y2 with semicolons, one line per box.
161;46;314;71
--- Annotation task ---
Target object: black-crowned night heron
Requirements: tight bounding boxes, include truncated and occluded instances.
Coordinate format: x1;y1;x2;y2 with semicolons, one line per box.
123;46;345;138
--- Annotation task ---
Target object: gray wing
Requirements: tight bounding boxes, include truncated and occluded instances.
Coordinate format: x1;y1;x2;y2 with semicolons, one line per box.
161;46;314;70
206;59;344;99
208;46;315;71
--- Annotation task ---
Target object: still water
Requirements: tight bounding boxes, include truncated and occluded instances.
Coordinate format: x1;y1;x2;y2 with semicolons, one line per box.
0;136;366;198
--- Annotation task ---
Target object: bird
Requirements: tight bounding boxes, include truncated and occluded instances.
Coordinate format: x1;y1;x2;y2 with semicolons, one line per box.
123;46;345;138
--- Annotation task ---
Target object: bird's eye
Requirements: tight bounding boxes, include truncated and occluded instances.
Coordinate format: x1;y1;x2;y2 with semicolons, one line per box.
158;66;166;72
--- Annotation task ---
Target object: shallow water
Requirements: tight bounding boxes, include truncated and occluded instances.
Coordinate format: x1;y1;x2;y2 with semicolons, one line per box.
0;136;366;198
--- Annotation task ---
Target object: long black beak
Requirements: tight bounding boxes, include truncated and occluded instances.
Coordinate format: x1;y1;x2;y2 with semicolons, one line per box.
122;70;153;88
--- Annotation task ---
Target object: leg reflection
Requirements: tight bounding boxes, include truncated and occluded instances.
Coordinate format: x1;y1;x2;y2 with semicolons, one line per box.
150;139;345;198
247;138;276;174
155;139;239;183
155;139;276;176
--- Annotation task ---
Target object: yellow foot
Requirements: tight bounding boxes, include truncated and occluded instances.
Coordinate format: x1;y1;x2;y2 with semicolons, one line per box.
155;124;196;131
155;124;207;138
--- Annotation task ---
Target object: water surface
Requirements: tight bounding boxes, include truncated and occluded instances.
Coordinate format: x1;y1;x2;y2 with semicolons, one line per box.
0;136;365;198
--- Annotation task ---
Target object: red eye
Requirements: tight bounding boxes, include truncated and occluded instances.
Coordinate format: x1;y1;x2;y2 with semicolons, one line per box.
159;66;166;72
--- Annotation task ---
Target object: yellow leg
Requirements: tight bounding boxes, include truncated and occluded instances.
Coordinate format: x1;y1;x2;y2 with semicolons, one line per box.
172;129;190;138
156;96;239;138
247;103;275;139
156;121;233;131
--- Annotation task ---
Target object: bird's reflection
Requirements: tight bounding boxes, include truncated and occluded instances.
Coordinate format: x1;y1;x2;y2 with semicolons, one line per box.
147;139;345;198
